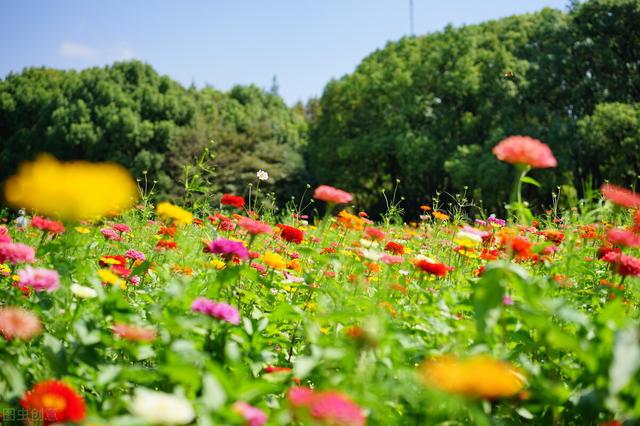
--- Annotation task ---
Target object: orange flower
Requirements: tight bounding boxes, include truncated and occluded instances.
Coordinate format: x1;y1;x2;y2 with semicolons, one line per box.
432;211;449;221
21;380;86;425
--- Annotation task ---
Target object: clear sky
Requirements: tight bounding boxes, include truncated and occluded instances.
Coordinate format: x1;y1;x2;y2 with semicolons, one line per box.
1;0;569;105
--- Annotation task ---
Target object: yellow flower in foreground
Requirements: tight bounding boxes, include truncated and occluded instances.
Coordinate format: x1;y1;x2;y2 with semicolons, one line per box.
419;355;525;399
97;269;125;289
156;202;193;225
4;154;137;221
263;251;286;271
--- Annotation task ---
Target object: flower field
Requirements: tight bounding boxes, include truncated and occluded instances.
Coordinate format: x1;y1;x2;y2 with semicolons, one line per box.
1;140;640;425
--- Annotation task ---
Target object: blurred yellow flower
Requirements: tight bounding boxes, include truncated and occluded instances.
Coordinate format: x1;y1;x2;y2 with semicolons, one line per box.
263;251;286;270
419;355;525;399
210;259;226;270
75;226;91;234
97;269;125;289
156;202;193;225
4;154;137;221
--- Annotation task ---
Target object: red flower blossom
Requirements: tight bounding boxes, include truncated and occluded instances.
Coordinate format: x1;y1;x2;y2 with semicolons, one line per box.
221;194;245;209
21;380;86;425
364;227;386;241
602;252;640;277
99;255;126;267
415;259;453;277
492;136;557;168
539;230;565;245
279;224;304;244
31;216;65;234
158;225;177;236
384;241;405;255
156;240;178;250
607;228;640;248
601;184;640;209
288;387;366;426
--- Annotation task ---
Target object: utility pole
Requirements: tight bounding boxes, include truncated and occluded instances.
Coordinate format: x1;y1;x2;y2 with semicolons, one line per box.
410;0;415;35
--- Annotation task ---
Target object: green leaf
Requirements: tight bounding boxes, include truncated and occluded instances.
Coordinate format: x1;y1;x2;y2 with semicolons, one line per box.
520;176;541;187
609;327;640;394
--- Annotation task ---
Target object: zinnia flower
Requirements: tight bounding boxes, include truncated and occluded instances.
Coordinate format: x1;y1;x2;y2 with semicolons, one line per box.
112;323;157;342
100;228;122;241
0;307;42;340
191;297;241;325
492;135;557;168
17;266;60;292
125;249;146;262
239;217;272;235
31;216;65;234
156;202;193;225
601;184;640;209
112;223;131;233
130;388;195;425
384;241;405;255
279;224;304;244
419;355;525;399
602;252;640;277
5;154;137;221
607;228;640;248
233;401;268;426
204;238;249;261
70;283;98;299
221;194;246;209
0;225;11;243
415;258;453;277
0;242;36;264
313;185;353;204
288;387;366;426
21;380;86;425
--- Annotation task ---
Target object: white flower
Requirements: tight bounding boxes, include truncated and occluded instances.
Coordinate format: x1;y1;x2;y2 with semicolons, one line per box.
131;389;195;425
70;283;97;299
256;170;269;181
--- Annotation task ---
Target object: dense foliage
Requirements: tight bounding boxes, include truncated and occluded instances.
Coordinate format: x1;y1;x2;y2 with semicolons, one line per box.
309;0;640;215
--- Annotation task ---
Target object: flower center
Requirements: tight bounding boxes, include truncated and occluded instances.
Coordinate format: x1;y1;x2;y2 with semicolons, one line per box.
42;393;67;411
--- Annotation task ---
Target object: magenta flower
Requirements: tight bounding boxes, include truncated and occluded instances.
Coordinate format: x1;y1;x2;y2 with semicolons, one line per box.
0;226;11;243
17;266;60;292
100;228;122;241
0;242;36;264
233;401;267;426
191;297;241;325
125;249;146;262
288;387;366;426
112;223;132;233
203;239;249;261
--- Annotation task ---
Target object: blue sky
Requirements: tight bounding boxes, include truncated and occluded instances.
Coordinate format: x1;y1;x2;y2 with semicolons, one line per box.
1;0;569;104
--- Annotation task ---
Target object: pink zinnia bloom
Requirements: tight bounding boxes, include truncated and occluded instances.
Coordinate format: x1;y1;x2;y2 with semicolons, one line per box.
0;307;42;340
313;185;353;204
219;219;237;231
191;297;241;325
380;254;404;265
0;226;11;243
17;266;60;292
239;217;272;235
233;401;268;426
125;249;146;262
112;323;156;342
31;216;65;234
607;228;640;248
364;227;386;241
204;239;249;261
100;228;122;241
129;275;141;285
0;242;36;264
492;136;557;168
288;387;366;426
112;223;131;233
251;262;268;274
601;184;640;209
602;252;640;277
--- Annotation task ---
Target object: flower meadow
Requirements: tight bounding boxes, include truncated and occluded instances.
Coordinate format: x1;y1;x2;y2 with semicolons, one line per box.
1;139;640;425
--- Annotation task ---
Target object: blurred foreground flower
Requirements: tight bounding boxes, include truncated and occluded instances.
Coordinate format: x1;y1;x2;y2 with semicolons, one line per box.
4;154;137;221
21;380;86;425
288;386;366;426
419;355;525;399
313;185;353;204
156;202;193;225
0;306;42;340
601;183;640;209
130;388;195;425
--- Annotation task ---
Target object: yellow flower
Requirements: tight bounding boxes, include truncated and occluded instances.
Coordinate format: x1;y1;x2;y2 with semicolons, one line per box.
4;154;137;221
263;251;286;271
337;210;365;230
210;259;226;270
419;355;525;399
97;269;125;289
0;264;10;276
286;259;302;272
11;274;20;282
319;326;331;335
156;202;193;225
99;256;121;265
75;226;91;234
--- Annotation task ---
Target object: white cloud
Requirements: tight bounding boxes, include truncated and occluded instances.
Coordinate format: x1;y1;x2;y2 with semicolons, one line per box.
59;42;98;60
113;47;134;61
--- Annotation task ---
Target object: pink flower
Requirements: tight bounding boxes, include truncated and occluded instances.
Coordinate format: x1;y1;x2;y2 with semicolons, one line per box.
204;239;249;261
112;323;156;342
313;185;353;204
380;254;404;265
288;387;366;426
129;275;141;285
238;217;272;235
0;226;11;243
602;252;640;277
503;295;514;306
607;228;640;248
0;242;36;264
125;249;146;262
0;307;42;340
191;297;241;325
17;266;60;292
233;401;268;426
112;223;131;233
100;228;122;241
31;216;65;234
364;227;386;241
601;184;640;209
251;262;268;274
492;136;557;168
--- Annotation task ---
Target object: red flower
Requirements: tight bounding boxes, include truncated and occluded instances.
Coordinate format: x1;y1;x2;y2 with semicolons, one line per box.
221;194;245;209
156;240;178;250
601;184;640;209
492;135;557;168
602;252;640;277
364;227;386;241
539;230;565;245
98;255;126;267
384;241;405;255
158;225;177;236
279;225;304;244
21;380;86;425
288;387;366;426
415;259;453;277
31;216;65;234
